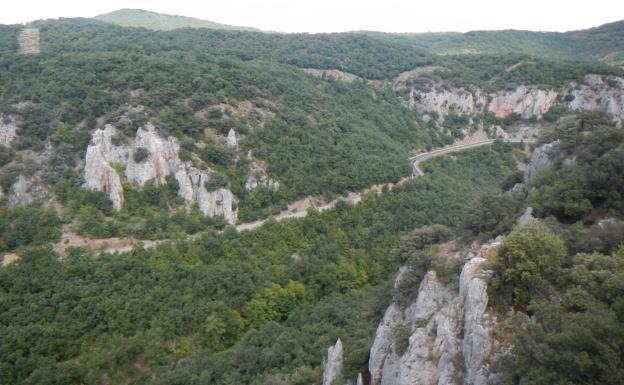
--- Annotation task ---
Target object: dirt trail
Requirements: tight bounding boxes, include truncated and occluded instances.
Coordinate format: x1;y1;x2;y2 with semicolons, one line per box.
52;181;406;255
54;232;159;255
51;130;533;255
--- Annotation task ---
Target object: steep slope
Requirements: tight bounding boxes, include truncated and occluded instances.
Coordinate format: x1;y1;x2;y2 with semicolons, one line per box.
94;8;260;31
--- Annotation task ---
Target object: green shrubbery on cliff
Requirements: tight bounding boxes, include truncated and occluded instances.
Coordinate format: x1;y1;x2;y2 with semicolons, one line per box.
475;115;624;385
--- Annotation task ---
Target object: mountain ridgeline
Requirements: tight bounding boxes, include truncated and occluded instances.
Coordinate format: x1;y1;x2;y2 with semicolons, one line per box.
0;12;623;385
94;9;260;32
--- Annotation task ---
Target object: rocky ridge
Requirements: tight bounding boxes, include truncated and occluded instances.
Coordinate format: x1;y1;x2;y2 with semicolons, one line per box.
84;123;238;224
367;240;506;385
398;74;624;125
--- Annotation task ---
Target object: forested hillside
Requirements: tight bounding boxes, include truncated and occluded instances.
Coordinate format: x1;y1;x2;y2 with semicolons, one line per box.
368;20;624;66
0;145;519;385
0;13;623;385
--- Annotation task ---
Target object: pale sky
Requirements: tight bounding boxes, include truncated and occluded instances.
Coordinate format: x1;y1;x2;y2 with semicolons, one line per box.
2;0;624;33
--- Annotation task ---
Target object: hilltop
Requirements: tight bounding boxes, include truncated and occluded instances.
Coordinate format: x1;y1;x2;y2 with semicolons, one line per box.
94;8;260;31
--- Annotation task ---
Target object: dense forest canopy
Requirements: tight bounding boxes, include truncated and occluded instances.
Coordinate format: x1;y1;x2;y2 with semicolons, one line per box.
366;20;624;65
0;13;623;385
0;145;519;385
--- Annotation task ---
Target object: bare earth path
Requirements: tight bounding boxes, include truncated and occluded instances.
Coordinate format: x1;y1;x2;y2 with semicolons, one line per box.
52;133;535;255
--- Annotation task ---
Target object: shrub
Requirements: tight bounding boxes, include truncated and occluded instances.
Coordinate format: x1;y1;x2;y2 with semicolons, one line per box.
0;205;62;251
393;225;454;264
0;145;15;167
491;222;566;308
204;172;229;192
392;324;412;356
133;147;150;163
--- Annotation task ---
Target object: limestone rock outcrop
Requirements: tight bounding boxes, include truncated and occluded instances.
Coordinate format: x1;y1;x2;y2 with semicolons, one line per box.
488;86;558;119
369;242;503;385
84;125;127;210
323;338;344;385
404;87;485;122
524;142;556;184
397;73;624;125
226;128;238;149
562;75;624;124
0;115;18;146
84;124;238;223
8;175;34;206
245;156;279;191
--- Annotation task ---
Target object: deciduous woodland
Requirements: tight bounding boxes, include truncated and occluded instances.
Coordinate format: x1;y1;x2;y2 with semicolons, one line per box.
0;11;623;385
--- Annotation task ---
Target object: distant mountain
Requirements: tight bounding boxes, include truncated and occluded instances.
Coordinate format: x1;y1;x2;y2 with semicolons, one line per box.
94;8;260;32
364;20;624;66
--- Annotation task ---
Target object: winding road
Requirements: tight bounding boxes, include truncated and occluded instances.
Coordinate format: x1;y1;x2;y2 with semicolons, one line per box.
410;138;534;178
51;136;535;255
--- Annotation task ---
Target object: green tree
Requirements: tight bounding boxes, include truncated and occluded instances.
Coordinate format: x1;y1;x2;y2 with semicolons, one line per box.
492;222;566;308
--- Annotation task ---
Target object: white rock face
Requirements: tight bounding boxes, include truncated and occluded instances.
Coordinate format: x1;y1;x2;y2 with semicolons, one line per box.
517;207;535;227
398;74;624;125
226;128;238;149
562;75;624;124
125;124;180;185
323;338;344;385
8;175;34;206
524;142;556;184
83;125;127;210
0;115;18;146
84;124;238;224
488;86;558;119
245;158;279;191
369;245;502;385
405;87;486;122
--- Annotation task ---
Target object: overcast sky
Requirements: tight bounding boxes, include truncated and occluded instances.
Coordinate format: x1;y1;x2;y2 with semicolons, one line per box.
2;0;623;33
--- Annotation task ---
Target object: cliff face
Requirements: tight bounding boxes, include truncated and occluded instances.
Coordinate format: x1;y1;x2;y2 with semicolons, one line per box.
562;75;624;124
404;88;486;122
488;86;558;119
0;115;18;146
84;123;238;224
398;74;624;124
524;142;556;184
368;241;505;385
84;125;127;210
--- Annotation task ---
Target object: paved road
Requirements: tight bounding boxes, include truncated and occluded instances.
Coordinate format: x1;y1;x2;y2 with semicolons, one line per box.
410;138;534;178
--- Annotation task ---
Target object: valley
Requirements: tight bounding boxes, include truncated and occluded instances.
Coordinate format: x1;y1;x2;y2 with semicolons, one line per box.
0;10;623;385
